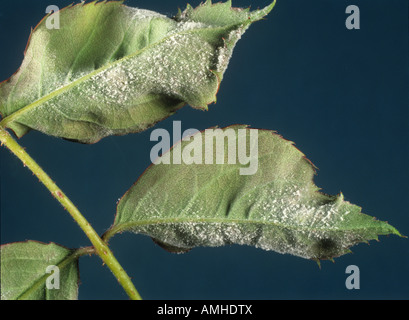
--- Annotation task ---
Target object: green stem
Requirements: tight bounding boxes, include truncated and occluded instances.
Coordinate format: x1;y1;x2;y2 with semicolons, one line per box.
0;127;142;300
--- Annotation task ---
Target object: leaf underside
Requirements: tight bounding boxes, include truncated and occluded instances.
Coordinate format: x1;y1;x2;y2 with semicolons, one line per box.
0;241;79;300
111;126;401;261
0;0;275;143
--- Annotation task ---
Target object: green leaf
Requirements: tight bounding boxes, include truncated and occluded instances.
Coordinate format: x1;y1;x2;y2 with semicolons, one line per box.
0;241;80;300
109;125;402;261
0;1;275;143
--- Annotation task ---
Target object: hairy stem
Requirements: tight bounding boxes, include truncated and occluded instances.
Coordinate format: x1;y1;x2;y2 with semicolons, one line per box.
0;127;141;300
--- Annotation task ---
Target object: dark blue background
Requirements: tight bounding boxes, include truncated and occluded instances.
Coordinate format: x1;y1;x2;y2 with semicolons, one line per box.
1;0;408;300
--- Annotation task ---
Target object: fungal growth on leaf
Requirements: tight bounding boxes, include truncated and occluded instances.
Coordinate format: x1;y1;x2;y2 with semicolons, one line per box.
108;126;402;262
0;0;276;143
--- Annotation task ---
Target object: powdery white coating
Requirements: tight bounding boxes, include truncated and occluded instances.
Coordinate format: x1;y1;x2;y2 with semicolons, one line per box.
17;24;217;141
58;19;215;117
175;21;210;32
251;185;344;230
56;6;241;111
113;125;398;260
121;182;363;260
123;7;167;20
216;28;244;73
113;125;396;260
2;2;267;142
131;220;361;260
58;7;224;116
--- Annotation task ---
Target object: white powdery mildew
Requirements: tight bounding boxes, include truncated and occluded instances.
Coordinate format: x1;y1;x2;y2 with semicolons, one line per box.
22;7;246;139
136;222;258;250
216;28;244;73
123;7;167;21
183;223;224;246
175;21;209;32
252;185;344;230
79;31;214;112
236;184;356;259
88;65;132;106
124;182;356;259
127;33;214;101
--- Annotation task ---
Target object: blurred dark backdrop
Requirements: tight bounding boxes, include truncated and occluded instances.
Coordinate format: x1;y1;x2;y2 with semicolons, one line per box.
1;0;408;299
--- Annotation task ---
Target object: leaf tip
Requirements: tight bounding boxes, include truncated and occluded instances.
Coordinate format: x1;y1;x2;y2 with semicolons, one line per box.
249;0;277;22
390;227;405;238
378;220;404;238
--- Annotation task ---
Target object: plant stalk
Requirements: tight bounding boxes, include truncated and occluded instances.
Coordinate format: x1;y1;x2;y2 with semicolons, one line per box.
0;127;141;300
